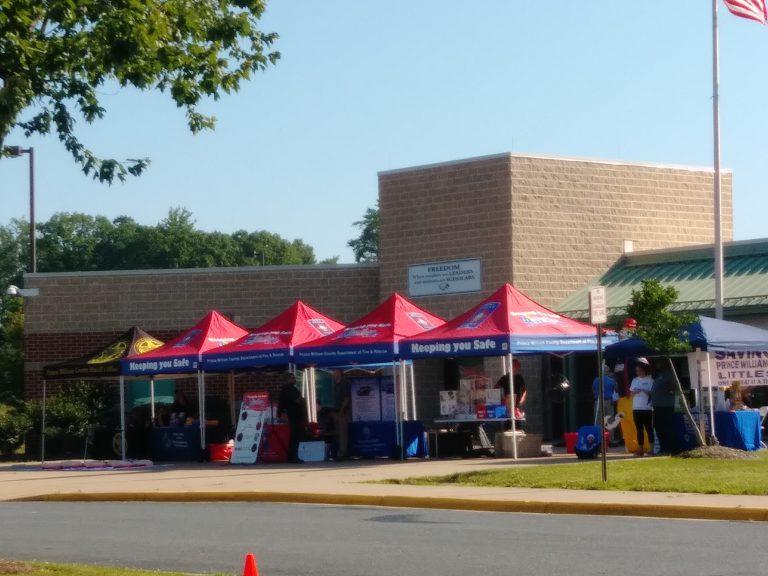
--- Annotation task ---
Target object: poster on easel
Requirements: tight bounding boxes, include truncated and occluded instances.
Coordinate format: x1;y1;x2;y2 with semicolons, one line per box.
351;378;381;422
230;392;270;464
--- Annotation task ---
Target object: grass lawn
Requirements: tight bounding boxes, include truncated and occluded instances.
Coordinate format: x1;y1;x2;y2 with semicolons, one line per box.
0;559;229;576
384;452;768;495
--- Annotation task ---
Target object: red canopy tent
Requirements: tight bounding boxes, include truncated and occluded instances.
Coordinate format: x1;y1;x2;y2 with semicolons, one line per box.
201;301;345;425
295;293;444;457
121;311;248;451
294;293;444;367
202;301;344;370
400;283;607;359
400;283;616;459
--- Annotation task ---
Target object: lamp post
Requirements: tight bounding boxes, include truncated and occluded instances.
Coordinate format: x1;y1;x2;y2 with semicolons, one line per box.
5;146;36;273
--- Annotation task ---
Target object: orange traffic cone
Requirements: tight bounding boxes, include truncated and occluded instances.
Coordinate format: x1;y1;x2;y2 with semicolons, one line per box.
243;553;259;576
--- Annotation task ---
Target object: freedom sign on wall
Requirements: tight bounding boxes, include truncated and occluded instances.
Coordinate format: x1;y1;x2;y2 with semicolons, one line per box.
408;258;482;297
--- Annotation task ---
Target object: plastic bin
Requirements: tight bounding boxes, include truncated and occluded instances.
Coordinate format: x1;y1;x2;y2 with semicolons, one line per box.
209;441;233;462
564;432;578;454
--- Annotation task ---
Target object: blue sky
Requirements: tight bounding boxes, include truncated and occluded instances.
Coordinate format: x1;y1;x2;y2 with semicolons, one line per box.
1;1;766;262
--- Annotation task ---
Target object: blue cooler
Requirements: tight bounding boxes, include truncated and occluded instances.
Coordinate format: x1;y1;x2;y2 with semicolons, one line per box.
575;425;601;459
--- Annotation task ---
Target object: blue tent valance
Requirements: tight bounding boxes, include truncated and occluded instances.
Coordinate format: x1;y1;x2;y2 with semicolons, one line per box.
605;316;768;359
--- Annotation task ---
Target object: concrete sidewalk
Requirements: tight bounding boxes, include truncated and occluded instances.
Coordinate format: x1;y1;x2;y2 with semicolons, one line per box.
2;456;768;521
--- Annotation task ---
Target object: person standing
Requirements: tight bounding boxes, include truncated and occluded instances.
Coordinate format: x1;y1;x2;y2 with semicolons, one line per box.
592;366;618;442
278;379;307;463
651;359;677;455
629;358;654;456
332;370;350;460
496;358;527;419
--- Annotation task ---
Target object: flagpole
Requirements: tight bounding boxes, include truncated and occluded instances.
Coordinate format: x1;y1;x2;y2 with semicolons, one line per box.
712;0;725;320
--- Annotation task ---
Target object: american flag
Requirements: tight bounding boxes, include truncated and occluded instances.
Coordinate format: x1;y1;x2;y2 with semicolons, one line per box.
723;0;768;24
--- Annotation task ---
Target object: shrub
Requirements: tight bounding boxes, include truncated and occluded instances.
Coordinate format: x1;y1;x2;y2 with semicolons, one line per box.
0;403;32;454
29;381;113;434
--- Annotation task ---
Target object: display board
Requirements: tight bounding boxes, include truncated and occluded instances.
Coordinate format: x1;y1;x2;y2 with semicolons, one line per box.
230;392;270;464
349;376;396;422
351;378;381;422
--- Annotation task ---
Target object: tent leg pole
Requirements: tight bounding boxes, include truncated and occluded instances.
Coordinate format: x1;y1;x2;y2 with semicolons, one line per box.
313;368;318;423
228;371;236;429
302;369;310;421
198;371;207;452
397;360;410;422
309;367;317;424
150;377;156;423
392;361;401;458
119;376;126;461
696;358;706;440
409;362;417;421
706;352;717;443
507;353;518;461
307;368;313;423
41;379;47;464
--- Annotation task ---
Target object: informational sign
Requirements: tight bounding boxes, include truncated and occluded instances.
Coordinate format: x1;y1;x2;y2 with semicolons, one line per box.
408;258;482;297
709;351;768;389
351;378;381;422
588;286;607;325
440;391;457;416
230;392;270;464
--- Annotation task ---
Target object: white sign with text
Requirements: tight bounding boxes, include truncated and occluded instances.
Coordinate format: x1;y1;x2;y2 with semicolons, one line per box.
588;286;607;325
408;258;482;297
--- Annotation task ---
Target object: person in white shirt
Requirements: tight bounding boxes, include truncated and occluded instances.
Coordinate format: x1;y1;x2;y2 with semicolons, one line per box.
629;357;654;456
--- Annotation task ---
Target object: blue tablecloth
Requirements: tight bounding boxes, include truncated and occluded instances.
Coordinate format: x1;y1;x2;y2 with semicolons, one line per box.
151;426;202;461
349;421;426;458
675;411;761;452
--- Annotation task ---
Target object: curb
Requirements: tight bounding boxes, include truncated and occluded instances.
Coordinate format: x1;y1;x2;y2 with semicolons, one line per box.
12;491;768;522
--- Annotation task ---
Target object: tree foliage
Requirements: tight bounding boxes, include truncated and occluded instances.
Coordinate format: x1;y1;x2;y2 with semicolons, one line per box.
625;279;695;355
0;0;279;182
3;208;317;275
348;203;379;263
625;279;703;446
0;208;317;401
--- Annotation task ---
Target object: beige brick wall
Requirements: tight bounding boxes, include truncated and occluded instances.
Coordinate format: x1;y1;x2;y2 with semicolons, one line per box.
510;155;733;307
379;153;733;310
24;264;380;335
378;154;514;318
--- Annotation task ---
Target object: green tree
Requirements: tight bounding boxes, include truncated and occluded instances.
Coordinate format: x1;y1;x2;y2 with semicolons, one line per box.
0;296;24;403
348;203;379;263
0;208;319;401
0;220;27;402
36;213;115;272
625;279;704;447
0;0;279;183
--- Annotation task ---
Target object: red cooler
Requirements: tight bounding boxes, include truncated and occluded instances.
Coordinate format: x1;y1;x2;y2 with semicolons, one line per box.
564;432;578;454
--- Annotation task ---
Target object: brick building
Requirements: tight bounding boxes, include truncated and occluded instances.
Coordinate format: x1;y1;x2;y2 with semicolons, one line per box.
22;153;734;439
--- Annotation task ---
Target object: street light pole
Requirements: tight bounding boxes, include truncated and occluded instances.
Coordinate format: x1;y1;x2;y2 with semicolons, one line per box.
28;147;36;274
5;146;36;273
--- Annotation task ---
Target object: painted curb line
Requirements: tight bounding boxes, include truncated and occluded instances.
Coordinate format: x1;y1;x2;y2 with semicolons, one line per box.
12;491;768;522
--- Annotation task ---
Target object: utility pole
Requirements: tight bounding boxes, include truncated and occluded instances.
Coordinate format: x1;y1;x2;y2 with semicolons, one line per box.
5;146;36;273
